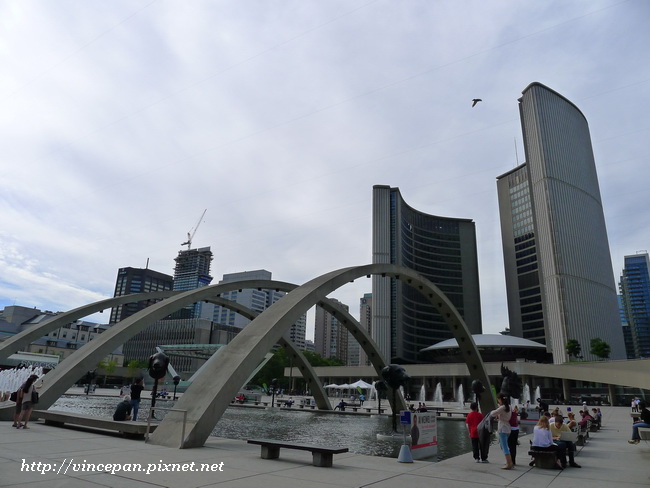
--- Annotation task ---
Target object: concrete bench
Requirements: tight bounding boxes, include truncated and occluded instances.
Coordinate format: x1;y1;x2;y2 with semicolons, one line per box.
247;438;348;467
576;424;590;446
528;449;558;469
364;408;385;414
639;427;650;441
32;409;157;439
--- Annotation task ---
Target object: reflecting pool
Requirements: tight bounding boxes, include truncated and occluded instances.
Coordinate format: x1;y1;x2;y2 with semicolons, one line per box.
51;395;528;461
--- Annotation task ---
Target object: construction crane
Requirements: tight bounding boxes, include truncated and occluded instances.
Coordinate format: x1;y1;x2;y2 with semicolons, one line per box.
181;209;207;250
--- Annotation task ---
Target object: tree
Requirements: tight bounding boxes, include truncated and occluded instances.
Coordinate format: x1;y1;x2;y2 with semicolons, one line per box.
127;359;148;379
565;339;582;360
250;348;345;392
97;358;118;386
590;338;611;360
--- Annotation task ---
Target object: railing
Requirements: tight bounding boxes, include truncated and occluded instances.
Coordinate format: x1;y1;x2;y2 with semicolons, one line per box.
145;407;188;448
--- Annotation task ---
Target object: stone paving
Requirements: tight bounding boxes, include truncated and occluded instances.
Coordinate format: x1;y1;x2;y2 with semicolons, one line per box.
0;403;648;488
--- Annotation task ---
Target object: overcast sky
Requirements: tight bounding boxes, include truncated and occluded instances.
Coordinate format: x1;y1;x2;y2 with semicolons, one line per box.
1;0;649;341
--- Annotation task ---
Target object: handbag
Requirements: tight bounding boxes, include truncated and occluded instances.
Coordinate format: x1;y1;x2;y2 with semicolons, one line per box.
31;390;39;404
9;391;17;402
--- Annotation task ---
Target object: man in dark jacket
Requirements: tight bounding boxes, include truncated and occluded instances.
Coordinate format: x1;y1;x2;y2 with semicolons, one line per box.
113;395;132;421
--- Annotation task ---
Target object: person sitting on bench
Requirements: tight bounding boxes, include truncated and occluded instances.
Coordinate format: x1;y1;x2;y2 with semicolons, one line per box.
550;416;581;468
566;411;578;430
591;408;602;428
530;416;566;469
334;400;347;411
578;410;596;430
113;395;132;421
628;401;650;444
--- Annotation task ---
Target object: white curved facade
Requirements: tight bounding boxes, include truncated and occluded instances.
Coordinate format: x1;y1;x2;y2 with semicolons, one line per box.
498;83;626;363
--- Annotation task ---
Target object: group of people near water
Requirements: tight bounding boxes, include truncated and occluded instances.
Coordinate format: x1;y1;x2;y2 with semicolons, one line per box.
112;377;144;421
466;395;650;469
466;395;582;470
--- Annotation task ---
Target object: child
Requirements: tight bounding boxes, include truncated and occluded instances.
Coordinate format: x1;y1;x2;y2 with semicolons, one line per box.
466;402;488;463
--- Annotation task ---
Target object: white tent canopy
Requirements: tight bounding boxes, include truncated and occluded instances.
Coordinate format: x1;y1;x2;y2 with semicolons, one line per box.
325;381;373;390
348;379;373;389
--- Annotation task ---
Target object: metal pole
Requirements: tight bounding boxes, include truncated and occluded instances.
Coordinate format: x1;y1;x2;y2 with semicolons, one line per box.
151;378;159;419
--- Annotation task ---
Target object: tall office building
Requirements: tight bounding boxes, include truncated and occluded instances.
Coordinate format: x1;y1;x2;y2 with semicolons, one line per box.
358;293;372;367
619;253;650;359
109;267;173;323
314;299;349;364
123;248;212;368
206;269;307;350
497;82;626;363
372;185;482;364
172;247;213;319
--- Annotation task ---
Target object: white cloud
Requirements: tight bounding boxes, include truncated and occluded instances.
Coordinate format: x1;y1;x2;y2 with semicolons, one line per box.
1;0;648;340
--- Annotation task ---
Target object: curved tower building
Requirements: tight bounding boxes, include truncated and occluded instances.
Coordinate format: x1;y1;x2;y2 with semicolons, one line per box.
497;82;626;363
372;185;482;363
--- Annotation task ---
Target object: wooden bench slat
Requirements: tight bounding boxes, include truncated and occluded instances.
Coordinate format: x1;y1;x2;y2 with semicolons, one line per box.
247;438;348;467
247;439;348;454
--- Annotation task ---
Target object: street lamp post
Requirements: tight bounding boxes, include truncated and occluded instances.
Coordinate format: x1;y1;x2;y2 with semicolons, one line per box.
148;352;170;419
172;375;180;401
271;378;278;408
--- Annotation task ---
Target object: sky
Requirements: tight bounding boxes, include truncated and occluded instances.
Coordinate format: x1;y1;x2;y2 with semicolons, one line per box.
1;0;649;341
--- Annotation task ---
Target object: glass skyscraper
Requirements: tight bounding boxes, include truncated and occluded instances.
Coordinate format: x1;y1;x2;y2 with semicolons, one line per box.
172;246;213;319
619;253;650;358
109;267;173;324
372;185;482;364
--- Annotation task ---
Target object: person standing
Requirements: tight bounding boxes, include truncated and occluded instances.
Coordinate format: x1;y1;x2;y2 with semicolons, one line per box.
12;387;23;428
130;378;144;421
466;402;487;463
16;375;42;429
508;405;520;466
491;394;513;470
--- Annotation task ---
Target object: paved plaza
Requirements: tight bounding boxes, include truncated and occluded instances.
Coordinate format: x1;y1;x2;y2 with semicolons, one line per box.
0;401;648;488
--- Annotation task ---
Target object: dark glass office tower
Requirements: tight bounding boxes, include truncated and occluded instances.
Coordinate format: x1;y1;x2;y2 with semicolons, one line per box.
619;253;650;359
372;185;482;364
109;267;173;324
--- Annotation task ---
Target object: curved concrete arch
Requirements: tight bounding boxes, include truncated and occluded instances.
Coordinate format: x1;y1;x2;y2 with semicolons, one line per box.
0;291;178;364
205;296;331;410
0;280;296;420
0;279;395;420
207;293;399;411
149;264;493;448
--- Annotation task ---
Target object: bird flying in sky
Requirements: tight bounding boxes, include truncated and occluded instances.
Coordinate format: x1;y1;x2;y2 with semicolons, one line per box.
472;98;482;107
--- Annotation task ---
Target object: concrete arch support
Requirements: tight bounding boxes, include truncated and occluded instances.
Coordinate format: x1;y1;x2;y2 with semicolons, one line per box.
205;296;331;410
149;264;494;448
0;291;178;364
0;281;295;420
